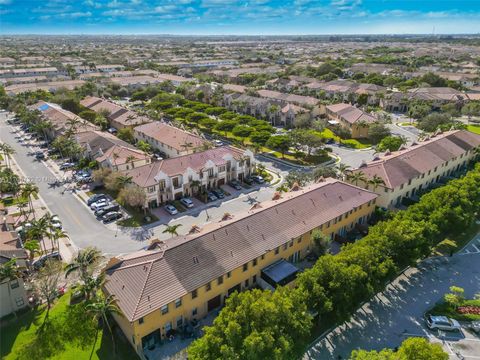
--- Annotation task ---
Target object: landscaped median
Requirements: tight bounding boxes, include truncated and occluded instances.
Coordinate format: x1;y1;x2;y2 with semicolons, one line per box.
427;286;480;322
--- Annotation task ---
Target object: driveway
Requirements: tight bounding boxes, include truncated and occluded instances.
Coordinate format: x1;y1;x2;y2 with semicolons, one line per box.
304;234;480;359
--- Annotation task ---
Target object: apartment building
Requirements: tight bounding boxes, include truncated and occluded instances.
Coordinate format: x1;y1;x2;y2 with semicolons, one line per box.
348;130;480;208
4;80;85;95
80;96;152;129
103;178;378;356
133;122;208;158
325;103;376;138
123;146;254;208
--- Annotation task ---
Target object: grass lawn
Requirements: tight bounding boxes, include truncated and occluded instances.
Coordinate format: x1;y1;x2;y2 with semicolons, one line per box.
118;205;159;227
467;125;480;135
0;292;138;360
0;195;30;207
429;299;480;322
313;129;371;149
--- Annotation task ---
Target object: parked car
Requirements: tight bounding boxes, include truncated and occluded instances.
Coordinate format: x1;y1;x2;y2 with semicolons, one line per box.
213;140;224;147
107;127;117;134
468;320;480;334
211;189;225;199
35;151;45;160
152;153;163;161
425;315;462;332
39;142;49;149
90;199;109;210
164;204;178;215
32;252;61;270
251;175;265;184
207;192;218;202
102;211;123;224
51;215;62;229
243;177;254;185
229;179;242;190
87;194;107;206
94;203;120;218
60;162;75;170
180;197;194;208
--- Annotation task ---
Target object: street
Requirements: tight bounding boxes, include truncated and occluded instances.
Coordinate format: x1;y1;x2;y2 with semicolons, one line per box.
304;235;480;359
0;112;283;257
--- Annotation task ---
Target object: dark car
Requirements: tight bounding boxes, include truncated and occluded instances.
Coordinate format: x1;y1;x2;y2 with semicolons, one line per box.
229;180;242;190
35;151;45;160
87;193;107;206
59;162;75;170
102;211;123;224
32;252;61;270
243;177;254;185
94;203;120;218
211;189;225;199
251;175;265;184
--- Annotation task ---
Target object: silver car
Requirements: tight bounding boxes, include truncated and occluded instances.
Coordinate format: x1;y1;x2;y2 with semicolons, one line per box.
425;315;462;332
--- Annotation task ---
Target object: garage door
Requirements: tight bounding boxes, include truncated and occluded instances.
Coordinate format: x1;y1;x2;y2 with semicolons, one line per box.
207;295;221;312
217;178;225;186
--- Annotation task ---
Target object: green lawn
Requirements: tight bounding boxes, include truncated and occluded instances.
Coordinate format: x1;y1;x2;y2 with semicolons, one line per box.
0;195;30;207
1;292;138;360
467;125;480;135
313;129;371;149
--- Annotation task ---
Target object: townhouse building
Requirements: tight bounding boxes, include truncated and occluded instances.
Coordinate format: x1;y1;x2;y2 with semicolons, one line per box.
5;80;86;95
103;178;378;357
325;103;376;138
123;146;254;208
348;130;480;208
133;122;209;158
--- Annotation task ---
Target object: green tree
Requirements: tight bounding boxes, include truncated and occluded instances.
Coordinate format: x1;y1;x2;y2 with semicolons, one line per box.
215;119;239;135
232;125;254;139
347;171;367;186
0;143;16;169
136;140;153;154
65;247;103;288
36;259;63;324
250;131;272;146
461;101;480;124
368;123;391;144
417;113;452;132
368;174;386;192
377;136;407;152
20;182;39;219
117;127;135;144
311;230;331;256
162;224;182;238
189;288;312;360
265;135;292;158
87;294;123;358
444;285;465;309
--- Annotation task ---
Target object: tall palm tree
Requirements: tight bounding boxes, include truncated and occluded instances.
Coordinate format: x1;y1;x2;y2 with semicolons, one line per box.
112;152;119;169
0;143;15;169
336;163;351;180
125;155;136;169
189;180;201;195
65;247;103;283
368;174;385;192
0;259;23;318
24;240;40;263
20;182;39;219
347;171;367;186
115;175;132;189
162;224;182;238
50;228;67;253
86;294;122;359
81;272;105;302
26;216;50;253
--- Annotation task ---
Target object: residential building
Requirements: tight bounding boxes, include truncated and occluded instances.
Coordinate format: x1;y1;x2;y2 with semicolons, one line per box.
156;73;192;87
123;146;254;208
4;80;85;95
325;103;376;138
103;178;378;356
0;275;28;317
80;96;152;129
75;131;151;171
348;130;480;208
133;122;208;158
108;76;163;89
29;101;99;139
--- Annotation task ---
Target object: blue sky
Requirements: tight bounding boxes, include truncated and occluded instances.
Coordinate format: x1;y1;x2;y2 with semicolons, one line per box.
1;0;479;35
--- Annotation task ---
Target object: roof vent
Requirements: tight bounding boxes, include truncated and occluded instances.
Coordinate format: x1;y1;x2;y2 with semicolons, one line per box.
411;141;418;146
193;256;199;264
373;155;381;161
359;160;368;168
383;150;391;156
398;145;407;151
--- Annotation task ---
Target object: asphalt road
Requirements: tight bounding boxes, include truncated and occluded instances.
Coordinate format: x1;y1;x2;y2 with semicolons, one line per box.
304;234;480;359
1;112;282;256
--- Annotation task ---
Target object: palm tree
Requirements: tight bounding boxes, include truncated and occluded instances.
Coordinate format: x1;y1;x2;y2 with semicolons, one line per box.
65;247;103;283
368;174;385;192
162;224;182;238
26;216;50;252
180;141;193;153
24;240;40;263
64;117;79;137
50;228;67;253
20;182;39;219
0;259;23;318
0;143;15;169
336;163;351;180
347;171;367;186
81;272;105;302
189;180;201;195
112;152;119;169
115;175;132;189
125;155;136;169
86;294;122;359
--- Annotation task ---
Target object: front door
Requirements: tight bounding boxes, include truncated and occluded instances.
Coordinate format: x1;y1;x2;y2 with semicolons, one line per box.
142;329;161;350
207;295;221;312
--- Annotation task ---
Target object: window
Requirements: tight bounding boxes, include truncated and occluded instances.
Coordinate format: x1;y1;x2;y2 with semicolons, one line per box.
275;247;279;255
408;179;412;185
252;275;257;283
15;297;24;307
192;308;198;316
327;221;330;228
173;177;180;189
384;188;388;193
192;289;198;299
298;237;302;243
400;184;404;190
175;298;182;308
227;271;231;278
165;322;172;332
208;168;214;177
243;263;248;272
261;254;265;260
206;282;211;291
148;186;155;193
218;165;226;173
161;304;169;315
138;317;144;325
289;240;293;247
10;279;19;289
218;276;223;285
245;279;249;288
176;316;183;327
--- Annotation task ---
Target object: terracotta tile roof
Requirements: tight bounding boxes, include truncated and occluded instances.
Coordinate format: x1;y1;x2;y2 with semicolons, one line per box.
104;178;378;321
96;145;150;166
123;146;246;188
133;122;208;152
75;130;137;155
326;103;376;125
351;130;480;189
